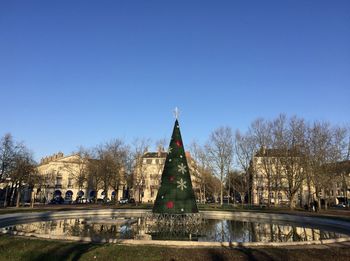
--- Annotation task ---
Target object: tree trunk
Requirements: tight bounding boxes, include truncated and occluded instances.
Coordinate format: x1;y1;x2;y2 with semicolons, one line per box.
31;190;35;208
16;187;21;208
307;180;312;206
289;193;296;209
267;176;271;207
220;180;223;206
318;198;321;211
3;186;9;207
274;191;278;207
9;184;15;206
203;185;207;204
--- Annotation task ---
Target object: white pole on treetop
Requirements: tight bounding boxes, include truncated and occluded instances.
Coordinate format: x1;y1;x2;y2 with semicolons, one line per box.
174;107;180;120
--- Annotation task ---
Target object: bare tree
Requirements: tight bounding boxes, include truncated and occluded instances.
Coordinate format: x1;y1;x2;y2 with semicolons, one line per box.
279;116;307;209
227;170;248;205
206;127;234;206
0;133;17;181
9;146;38;207
86;158;103;202
89;139;128;202
190;140;213;203
0;134;39;207
234;130;257;205
306;122;347;209
130;138;151;203
250;118;274;207
106;140;129;202
62;147;90;192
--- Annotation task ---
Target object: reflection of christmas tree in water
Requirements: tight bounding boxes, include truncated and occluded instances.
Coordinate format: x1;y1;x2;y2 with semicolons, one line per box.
152;116;198;214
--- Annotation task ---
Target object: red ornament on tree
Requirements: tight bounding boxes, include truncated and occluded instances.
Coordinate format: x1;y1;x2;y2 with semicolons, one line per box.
169;176;175;182
176;140;182;147
166;201;174;209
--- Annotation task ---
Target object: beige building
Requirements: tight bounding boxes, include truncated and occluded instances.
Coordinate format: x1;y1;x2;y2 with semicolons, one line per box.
251;148;313;207
320;160;350;206
251;148;350;207
37;153;124;203
132;149;202;203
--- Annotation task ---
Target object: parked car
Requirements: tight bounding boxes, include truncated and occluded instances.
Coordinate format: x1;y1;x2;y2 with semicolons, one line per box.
335;203;346;208
119;198;128;204
64;199;72;204
75;197;88;203
49;196;64;204
206;197;215;204
223;196;233;204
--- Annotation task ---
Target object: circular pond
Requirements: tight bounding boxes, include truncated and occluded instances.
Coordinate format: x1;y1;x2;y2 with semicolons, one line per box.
2;217;348;243
1;210;349;247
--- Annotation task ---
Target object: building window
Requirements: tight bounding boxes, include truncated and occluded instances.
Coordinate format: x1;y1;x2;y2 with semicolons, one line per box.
146;159;152;164
155;159;159;164
278;192;282;200
68;177;73;188
55;175;62;189
56;176;62;185
331;190;334;196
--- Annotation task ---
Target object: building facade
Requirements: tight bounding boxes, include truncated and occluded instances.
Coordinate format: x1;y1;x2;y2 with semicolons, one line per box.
251;148;350;207
37;153;125;203
320;160;350;206
251;148;313;207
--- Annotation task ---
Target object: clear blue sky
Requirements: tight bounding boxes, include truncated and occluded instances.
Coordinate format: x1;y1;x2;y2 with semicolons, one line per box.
1;1;349;161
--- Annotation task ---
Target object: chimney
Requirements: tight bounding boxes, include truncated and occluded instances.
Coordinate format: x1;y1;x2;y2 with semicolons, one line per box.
157;145;164;157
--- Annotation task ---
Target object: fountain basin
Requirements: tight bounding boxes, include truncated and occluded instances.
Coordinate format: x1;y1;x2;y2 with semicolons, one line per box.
1;209;349;247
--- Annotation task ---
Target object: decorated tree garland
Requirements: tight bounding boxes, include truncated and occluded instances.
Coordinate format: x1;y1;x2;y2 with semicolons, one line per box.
152;119;198;214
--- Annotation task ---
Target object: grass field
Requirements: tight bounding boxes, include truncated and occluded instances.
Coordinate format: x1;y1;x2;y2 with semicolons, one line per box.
1;235;350;261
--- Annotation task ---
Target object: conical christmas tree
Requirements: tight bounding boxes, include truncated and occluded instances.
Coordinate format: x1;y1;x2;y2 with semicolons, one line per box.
153;119;198;214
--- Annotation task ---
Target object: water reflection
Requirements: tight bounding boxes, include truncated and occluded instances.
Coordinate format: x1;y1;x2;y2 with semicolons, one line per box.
1;218;347;243
3;218;135;241
200;219;345;242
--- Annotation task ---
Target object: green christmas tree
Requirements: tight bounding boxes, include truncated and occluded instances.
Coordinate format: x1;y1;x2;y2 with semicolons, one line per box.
153;119;199;214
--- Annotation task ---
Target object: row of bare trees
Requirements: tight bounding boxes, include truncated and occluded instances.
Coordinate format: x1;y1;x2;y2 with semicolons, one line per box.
63;138;167;203
61;140;129;202
239;115;349;209
190;114;349;209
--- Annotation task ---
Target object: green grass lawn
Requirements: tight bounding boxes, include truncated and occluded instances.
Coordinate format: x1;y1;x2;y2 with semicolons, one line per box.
0;235;350;261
